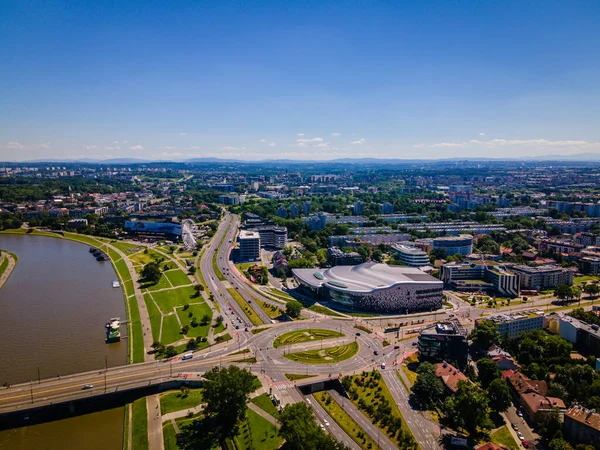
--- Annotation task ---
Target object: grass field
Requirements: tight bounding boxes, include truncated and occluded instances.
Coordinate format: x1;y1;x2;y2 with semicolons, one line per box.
228;288;263;326
250;393;279;418
177;303;212;338
162;421;179;450
130;249;164;266
308;304;344;317
284;342;358;364
132;398;149;450
144;294;162;343
160;388;204;415
491;426;519;449
162;314;183;344
314;391;377;450
145;275;173;291
401;353;419;386
128;296;145;364
346;370;416;449
215;333;232;343
231;409;282;450
0;255;9;277
575;275;598;285
152;286;197;313
256;299;284;319
165;269;192;287
212;254;226;281
111;241;142;254
273;329;345;348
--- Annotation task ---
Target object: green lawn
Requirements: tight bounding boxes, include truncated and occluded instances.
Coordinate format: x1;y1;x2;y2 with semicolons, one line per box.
145;275;173;291
213;322;226;335
130;250;164;266
162;421;179;450
152;286;197;313
231;409;282;450
250;393;279;418
228;288;263;326
123;280;135;297
160;389;204;415
575;275;598;285
132;398;149;450
106;247;122;263
273;328;345;348
0;256;9;278
314;391;376;450
144;294;162;343
284;373;315;381
128;296;145;364
215;333;232;343
177;303;212;338
491;425;519;450
284;342;359;364
346;370;416;449
256;299;284;319
165;269;193;287
161;314;183;344
112;241;143;253
308;304;344;317
212;254;226;281
115;258;132;284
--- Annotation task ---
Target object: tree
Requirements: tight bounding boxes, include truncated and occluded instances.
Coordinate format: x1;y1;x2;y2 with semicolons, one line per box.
487;378;511;413
548;438;574;450
194;284;204;297
554;284;573;303
165;346;177;358
286;300;303;318
141;262;162;284
411;361;444;407
200;313;211;326
583;282;599;299
215;315;224;326
202;366;258;439
476;358;500;388
278;402;351;450
469;320;500;349
444;381;493;436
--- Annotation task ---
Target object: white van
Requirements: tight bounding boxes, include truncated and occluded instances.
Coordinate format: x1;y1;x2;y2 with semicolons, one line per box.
182;353;193;360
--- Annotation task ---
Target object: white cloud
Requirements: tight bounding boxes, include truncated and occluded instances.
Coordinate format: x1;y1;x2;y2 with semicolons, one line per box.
105;145;121;150
221;146;249;151
297;133;304;136
268;142;276;147
179;133;187;136
351;138;366;145
331;132;341;137
6;142;25;149
430;142;465;148
416;138;600;153
82;145;97;150
129;145;144;150
159;146;177;150
185;146;200;150
479;132;486;136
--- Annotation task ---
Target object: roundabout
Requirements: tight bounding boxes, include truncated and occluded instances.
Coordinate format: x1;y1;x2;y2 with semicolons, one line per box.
273;328;345;348
284;342;359;364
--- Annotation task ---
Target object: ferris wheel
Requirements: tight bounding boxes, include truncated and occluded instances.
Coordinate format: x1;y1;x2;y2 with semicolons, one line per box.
181;219;198;251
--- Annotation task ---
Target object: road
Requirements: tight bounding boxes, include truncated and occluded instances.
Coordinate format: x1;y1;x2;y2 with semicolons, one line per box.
307;394;361;450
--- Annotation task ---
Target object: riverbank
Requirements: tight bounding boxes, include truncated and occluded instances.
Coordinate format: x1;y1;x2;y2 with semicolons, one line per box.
0;250;18;290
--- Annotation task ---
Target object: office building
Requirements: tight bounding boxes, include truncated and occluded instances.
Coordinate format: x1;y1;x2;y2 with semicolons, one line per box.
391;244;430;267
381;202;394;214
255;225;287;249
418;320;469;369
218;194;245;205
511;265;574;290
293;262;443;314
440;262;520;297
239;230;260;261
480;312;545;340
564;406;600;448
559;315;600;356
326;247;363;266
431;235;474;257
289;203;300;219
124;221;182;240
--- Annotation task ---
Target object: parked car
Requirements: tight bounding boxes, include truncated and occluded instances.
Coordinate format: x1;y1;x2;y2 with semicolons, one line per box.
82;384;93;390
394;345;400;349
355;332;361;337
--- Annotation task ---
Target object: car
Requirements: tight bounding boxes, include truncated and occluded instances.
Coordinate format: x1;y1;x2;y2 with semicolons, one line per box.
373;350;378;355
82;384;93;390
512;424;518;430
319;424;325;430
394;345;400;349
517;432;523;438
229;307;232;310
245;327;248;332
517;410;523;417
522;442;529;448
235;325;240;329
324;420;330;426
412;342;417;346
449;314;455;317
306;399;311;405
355;332;361;337
518;436;525;441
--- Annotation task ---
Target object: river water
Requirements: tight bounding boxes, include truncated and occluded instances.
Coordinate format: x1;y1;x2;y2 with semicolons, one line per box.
0;235;128;449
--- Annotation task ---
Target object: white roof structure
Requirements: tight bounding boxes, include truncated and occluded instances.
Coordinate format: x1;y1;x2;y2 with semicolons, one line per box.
182;218;198;251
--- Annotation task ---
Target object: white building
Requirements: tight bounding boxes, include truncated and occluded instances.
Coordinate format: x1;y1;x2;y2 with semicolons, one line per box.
239;230;260;261
391;244;430;267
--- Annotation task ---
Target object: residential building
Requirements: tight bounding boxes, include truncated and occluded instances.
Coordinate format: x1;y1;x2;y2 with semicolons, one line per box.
503;370;566;422
391;244;430;267
431;234;473;257
255;225;287;249
328;233;413;248
418;320;469;369
511;264;574;290
218;194;245;205
580;256;600;275
564;406;600;448
302;201;311;216
272;250;288;275
293;262;443;314
538;238;584;254
575;232;600;247
353;201;364;216
289;203;300;218
434;361;473;394
277;206;287;219
326;247;363;266
482;312;545;340
381;202;394;214
239;230;260;261
439;262;520;297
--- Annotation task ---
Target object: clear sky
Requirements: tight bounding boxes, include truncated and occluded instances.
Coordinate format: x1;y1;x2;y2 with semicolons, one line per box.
1;1;599;161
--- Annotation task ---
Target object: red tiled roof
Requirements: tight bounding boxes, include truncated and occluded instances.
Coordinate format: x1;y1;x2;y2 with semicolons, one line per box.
504;371;548;396
434;362;472;393
521;392;566;414
476;444;503;450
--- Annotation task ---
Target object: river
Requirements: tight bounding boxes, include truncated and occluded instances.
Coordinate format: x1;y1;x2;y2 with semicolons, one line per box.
0;234;128;450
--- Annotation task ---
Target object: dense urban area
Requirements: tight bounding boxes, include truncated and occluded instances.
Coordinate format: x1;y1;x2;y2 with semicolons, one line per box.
3;159;600;450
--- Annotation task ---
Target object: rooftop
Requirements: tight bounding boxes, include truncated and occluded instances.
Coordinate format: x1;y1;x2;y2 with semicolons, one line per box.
566;405;600;431
420;319;467;337
239;230;260;239
434;362;472;393
293;262;441;293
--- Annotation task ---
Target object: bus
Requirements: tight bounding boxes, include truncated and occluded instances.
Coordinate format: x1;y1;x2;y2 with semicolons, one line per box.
182;353;193;360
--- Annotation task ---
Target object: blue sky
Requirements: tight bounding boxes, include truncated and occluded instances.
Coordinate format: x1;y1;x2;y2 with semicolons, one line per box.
1;1;599;161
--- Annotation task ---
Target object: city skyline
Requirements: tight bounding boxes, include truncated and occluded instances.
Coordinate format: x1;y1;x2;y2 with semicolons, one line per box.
2;1;600;161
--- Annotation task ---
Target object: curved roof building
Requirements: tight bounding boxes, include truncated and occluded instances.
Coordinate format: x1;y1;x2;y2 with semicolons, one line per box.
293;262;443;313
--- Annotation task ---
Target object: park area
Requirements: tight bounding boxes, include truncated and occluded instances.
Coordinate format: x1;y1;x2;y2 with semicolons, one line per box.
273;328;345;348
284;342;358;364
